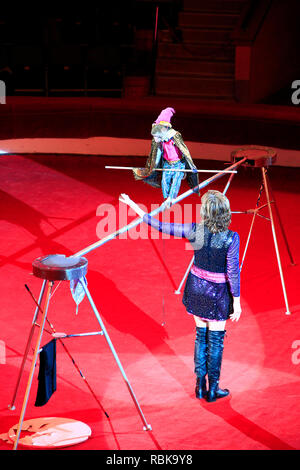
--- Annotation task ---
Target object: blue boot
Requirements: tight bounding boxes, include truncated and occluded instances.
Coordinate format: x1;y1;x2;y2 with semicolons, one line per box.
194;327;208;399
207;330;229;402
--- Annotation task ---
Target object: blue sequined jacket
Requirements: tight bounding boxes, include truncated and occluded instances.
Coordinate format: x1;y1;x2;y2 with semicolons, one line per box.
143;214;240;297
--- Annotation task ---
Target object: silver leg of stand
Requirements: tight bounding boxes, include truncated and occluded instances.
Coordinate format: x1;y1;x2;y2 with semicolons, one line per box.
240;177;266;272
223;171;235;195
262;168;291;315
265;172;296;266
240;210;257;272
80;279;152;431
9;280;47;411
174;255;194;294
13;281;54;450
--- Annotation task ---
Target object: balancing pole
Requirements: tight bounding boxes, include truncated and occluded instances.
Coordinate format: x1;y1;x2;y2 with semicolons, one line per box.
105;166;237;174
75;157;247;258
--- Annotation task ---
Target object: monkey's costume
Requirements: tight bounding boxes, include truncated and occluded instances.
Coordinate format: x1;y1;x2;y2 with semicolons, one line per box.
133;107;199;200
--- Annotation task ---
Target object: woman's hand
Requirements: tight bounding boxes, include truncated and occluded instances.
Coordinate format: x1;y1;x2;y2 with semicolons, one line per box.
230;297;242;322
119;193;132;206
119;194;146;218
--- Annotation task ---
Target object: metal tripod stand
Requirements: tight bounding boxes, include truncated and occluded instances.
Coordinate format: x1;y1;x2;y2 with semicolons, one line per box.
174;146;295;316
238;165;294;315
10;255;151;450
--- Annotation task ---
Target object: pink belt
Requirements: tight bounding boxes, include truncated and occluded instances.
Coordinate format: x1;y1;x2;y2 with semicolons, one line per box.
191;265;227;283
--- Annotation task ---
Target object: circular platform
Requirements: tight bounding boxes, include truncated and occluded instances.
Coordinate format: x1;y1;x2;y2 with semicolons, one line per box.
231;145;277;167
8;417;92;449
32;254;88;281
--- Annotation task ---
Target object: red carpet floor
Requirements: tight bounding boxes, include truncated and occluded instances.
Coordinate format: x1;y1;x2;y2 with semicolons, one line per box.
0;152;299;451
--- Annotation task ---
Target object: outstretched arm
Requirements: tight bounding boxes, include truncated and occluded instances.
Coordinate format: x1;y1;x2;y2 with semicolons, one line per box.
119;194;194;238
142;213;195;238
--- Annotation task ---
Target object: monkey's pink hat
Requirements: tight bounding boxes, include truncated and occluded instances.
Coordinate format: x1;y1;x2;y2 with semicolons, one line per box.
153;107;175;127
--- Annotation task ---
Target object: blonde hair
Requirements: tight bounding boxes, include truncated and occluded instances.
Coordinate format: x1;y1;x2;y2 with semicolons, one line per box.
200;190;231;233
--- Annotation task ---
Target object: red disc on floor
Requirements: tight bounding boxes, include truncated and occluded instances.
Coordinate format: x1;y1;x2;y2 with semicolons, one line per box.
8;417;92;449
